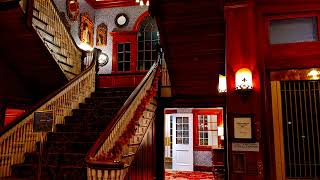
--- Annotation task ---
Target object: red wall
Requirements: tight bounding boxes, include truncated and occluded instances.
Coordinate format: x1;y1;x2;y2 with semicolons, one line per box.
97;72;146;88
225;1;264;180
225;1;320;180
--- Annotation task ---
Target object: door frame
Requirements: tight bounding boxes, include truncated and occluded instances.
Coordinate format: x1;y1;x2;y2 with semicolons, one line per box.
271;81;286;180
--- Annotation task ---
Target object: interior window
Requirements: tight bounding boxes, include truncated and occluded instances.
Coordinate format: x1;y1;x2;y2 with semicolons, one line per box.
118;43;131;71
137;16;159;71
269;17;318;44
198;115;218;146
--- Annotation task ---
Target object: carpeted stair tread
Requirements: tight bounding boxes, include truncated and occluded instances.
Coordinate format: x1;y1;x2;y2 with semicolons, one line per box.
10;87;133;179
46;141;95;153
55;124;106;132
47;132;101;142
63;115;114;123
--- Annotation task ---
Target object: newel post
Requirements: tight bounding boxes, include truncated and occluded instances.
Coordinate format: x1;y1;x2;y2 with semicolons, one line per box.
0;99;8;131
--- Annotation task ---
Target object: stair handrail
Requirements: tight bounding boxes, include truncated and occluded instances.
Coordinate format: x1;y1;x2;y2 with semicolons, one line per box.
85;62;160;167
0;50;97;177
27;0;83;53
28;0;86;78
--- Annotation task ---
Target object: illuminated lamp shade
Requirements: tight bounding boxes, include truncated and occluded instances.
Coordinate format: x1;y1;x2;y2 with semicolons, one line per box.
218;126;224;140
235;68;253;90
308;69;320;80
218;74;227;93
218;126;224;136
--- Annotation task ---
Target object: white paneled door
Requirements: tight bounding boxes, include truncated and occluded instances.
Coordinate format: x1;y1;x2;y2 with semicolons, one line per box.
172;114;193;171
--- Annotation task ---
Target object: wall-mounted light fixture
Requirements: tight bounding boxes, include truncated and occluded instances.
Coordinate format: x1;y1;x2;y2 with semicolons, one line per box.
218;126;224;140
235;68;253;90
308;69;320;80
98;53;109;67
218;74;227;93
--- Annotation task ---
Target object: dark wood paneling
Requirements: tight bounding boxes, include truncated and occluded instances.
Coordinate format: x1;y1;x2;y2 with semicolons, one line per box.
0;5;67;103
97;72;146;88
154;0;225;99
125;121;156;180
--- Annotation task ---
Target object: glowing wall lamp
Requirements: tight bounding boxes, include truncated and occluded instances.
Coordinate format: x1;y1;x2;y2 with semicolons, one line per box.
308;69;320;80
218;126;224;140
218;74;227;93
235;68;253;94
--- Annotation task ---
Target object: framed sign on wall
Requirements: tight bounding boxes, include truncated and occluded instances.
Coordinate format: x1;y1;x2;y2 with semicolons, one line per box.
233;115;254;140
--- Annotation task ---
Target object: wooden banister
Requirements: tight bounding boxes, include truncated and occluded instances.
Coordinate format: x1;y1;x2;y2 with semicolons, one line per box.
86;62;158;162
0;49;97;177
0;50;95;136
29;0;85;79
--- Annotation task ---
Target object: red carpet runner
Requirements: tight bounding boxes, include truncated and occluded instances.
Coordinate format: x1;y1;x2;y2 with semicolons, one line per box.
165;170;214;180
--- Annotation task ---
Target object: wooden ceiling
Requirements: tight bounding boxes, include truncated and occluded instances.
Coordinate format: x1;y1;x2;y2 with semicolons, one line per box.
151;0;226;105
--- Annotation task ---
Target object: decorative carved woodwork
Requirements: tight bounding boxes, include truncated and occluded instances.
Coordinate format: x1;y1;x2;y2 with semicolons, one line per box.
96;23;107;46
79;13;94;47
66;0;79;21
85;0;136;9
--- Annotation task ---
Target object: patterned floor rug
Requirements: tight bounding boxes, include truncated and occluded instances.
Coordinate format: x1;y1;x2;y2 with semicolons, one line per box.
165;170;214;180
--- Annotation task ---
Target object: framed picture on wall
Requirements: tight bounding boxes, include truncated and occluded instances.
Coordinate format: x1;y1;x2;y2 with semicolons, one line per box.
79;13;94;47
233;115;254;140
96;23;107;47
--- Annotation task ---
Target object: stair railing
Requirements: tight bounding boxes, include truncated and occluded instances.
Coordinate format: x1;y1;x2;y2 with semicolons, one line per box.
85;60;161;179
28;0;84;79
0;50;97;177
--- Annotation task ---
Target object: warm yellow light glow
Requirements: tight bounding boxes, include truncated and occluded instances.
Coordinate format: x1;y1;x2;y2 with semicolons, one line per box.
235;68;253;90
146;0;149;6
139;0;144;6
78;43;93;51
218;74;227;93
218;126;224;136
136;0;139;3
308;69;320;80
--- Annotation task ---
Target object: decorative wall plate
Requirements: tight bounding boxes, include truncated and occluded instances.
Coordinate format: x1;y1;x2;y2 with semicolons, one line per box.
66;0;79;21
96;23;107;46
115;13;129;28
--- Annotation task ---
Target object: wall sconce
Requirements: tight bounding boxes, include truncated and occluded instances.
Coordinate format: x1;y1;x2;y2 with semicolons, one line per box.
308;69;320;80
235;68;253;94
218;74;227;93
218;126;224;136
98;53;109;67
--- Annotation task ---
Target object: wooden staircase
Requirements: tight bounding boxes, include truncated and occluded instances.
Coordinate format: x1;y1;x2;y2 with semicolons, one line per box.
8;88;134;179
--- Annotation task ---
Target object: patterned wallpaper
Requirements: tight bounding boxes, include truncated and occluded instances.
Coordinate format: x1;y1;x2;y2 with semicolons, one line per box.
194;151;212;167
52;0;148;74
95;6;148;74
53;0;95;47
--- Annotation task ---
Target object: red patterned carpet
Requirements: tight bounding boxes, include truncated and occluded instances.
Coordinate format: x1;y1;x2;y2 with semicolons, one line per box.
165;170;214;180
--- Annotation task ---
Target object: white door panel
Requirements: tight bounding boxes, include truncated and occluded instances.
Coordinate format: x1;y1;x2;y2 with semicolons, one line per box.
172;114;193;171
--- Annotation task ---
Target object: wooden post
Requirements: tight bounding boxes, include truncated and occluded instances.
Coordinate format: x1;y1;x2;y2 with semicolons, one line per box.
0;99;8;131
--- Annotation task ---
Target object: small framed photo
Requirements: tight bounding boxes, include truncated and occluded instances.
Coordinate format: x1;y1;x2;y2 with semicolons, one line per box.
233;115;253;140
